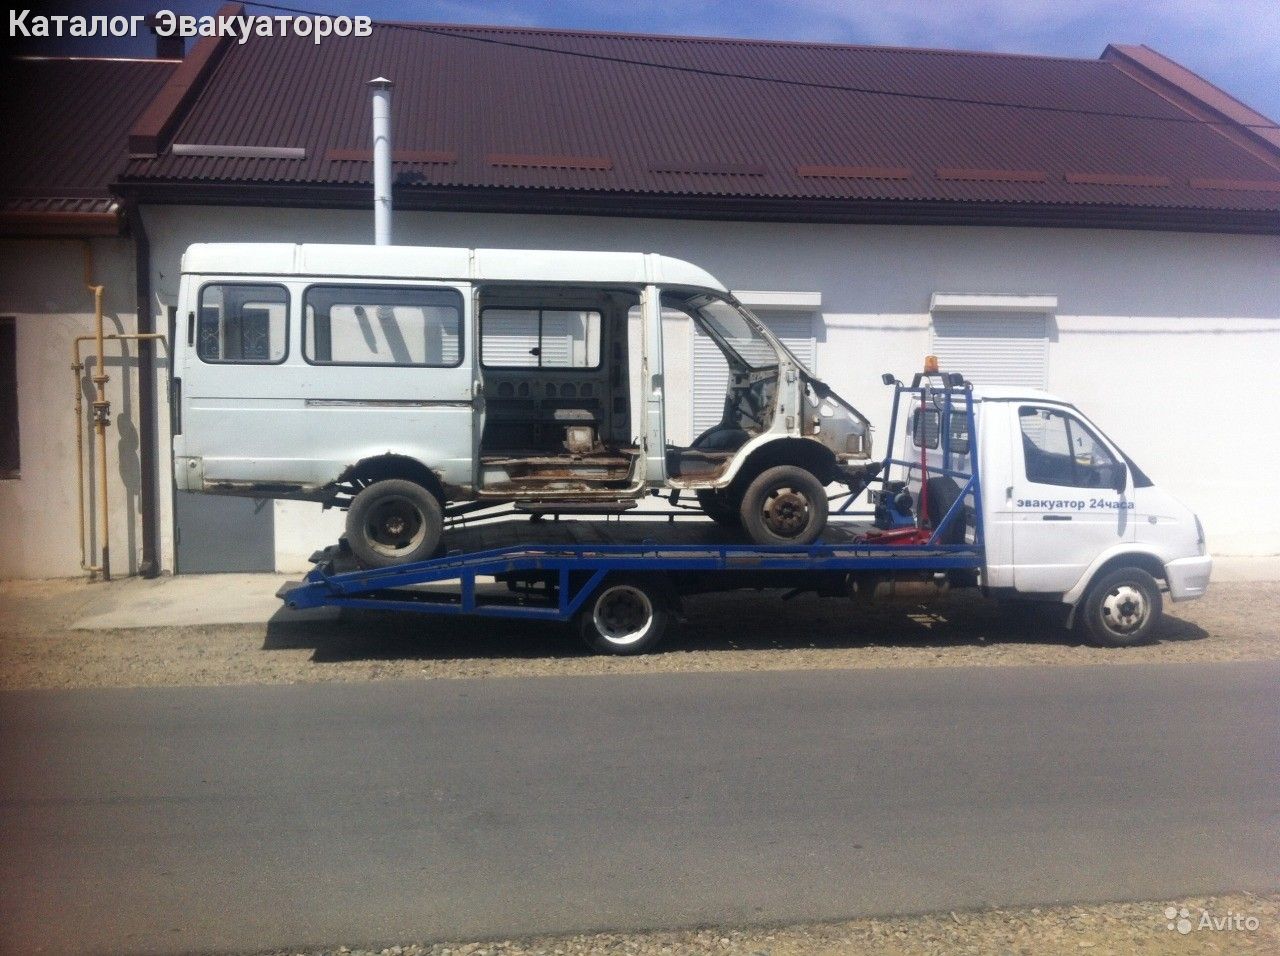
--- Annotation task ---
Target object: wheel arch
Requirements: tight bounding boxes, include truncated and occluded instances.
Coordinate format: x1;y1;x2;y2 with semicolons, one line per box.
721;437;839;493
1063;548;1167;624
336;454;447;505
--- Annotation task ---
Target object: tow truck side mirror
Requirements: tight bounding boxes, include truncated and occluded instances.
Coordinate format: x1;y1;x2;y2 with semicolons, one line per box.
881;373;896;385
1110;465;1128;494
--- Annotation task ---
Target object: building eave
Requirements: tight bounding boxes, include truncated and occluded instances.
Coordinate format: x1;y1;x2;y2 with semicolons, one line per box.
0;210;123;238
112;180;1280;236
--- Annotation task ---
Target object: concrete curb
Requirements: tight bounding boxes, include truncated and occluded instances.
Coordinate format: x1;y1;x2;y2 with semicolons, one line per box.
71;574;338;630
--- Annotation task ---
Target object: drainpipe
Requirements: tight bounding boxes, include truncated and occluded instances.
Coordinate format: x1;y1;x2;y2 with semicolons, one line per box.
369;77;393;246
127;203;161;578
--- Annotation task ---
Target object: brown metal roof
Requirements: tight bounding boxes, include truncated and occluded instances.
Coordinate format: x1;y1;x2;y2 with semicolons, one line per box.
116;21;1280;230
0;56;178;234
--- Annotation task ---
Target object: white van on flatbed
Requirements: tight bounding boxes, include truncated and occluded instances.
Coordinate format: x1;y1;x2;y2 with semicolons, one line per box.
172;243;876;567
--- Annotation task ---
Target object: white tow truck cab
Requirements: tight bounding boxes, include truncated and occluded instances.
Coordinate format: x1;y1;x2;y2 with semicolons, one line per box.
881;363;1211;646
171;244;876;566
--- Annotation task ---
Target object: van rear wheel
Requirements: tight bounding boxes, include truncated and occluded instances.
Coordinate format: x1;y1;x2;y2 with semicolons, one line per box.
345;478;442;568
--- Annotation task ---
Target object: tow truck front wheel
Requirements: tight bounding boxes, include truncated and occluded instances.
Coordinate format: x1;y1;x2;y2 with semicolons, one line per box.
578;576;671;655
345;478;443;568
1078;566;1163;647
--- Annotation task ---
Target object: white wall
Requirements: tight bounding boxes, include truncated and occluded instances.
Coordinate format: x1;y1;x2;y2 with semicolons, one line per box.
0;237;152;578
142;206;1280;566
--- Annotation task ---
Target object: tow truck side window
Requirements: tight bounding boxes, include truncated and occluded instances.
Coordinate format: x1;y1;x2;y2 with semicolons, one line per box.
1018;406;1120;488
911;407;940;449
948;412;970;455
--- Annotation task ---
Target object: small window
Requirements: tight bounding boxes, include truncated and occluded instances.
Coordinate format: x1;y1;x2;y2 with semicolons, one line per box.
0;317;17;478
1019;406;1121;488
911;407;940;449
197;284;289;363
948;411;970;455
482;309;601;369
304;285;463;367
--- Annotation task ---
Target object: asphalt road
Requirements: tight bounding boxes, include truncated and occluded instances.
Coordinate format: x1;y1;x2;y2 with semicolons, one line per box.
2;662;1277;955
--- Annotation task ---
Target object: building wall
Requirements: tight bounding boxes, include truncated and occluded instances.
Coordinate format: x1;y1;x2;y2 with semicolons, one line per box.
138;205;1280;570
0;236;149;578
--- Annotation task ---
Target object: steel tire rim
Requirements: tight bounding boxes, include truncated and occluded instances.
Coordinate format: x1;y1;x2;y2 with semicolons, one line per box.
1100;583;1148;636
365;495;427;557
592;585;654;646
761;485;811;538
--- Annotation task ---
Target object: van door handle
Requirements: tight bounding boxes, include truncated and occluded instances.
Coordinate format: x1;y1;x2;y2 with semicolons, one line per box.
1043;515;1072;521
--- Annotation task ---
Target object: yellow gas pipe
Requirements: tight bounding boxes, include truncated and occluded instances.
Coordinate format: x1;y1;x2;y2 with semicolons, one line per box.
72;330;165;578
74;242;164;580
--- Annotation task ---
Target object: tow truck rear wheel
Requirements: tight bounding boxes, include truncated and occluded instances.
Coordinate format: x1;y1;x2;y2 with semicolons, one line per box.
345;478;443;568
1078;566;1163;647
739;465;828;546
578;575;671;655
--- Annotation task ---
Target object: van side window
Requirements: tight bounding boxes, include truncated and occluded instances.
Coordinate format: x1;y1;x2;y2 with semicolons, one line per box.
197;284;288;363
911;407;940;449
1018;406;1120;488
303;286;463;367
481;309;602;369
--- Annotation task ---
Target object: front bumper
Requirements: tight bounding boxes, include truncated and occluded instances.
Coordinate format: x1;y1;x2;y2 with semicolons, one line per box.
1165;554;1212;601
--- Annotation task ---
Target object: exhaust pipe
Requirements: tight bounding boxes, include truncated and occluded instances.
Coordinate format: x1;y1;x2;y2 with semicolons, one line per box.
368;76;393;246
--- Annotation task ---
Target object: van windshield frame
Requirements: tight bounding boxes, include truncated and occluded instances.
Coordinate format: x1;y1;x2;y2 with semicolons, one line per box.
671;293;780;371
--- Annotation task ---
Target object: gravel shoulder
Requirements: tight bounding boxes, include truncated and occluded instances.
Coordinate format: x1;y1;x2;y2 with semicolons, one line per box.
1;577;1276;689
258;893;1280;955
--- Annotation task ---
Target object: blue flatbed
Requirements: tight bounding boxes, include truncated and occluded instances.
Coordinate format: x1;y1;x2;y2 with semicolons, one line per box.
278;516;984;623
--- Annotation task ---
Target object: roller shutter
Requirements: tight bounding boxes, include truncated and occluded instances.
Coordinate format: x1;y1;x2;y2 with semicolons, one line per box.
930;312;1048;389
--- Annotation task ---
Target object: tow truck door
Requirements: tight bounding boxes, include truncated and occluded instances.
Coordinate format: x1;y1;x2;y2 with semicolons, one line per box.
1009;403;1133;593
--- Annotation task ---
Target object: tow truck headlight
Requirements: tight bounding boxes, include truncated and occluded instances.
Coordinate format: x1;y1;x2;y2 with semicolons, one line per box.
1194;514;1206;556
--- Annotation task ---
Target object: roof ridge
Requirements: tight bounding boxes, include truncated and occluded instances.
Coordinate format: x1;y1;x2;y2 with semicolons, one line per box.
1126;43;1280;129
385;20;1100;64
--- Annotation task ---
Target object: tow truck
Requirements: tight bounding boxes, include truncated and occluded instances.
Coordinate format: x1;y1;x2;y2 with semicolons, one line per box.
279;362;1212;653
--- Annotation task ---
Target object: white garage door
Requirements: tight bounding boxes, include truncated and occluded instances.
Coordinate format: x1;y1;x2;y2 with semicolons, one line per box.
930;312;1049;389
692;313;817;436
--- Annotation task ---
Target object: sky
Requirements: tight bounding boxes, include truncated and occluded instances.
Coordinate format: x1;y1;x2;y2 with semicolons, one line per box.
11;0;1280;121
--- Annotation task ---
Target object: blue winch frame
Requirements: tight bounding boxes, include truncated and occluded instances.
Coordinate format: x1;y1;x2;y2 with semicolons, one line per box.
280;374;986;623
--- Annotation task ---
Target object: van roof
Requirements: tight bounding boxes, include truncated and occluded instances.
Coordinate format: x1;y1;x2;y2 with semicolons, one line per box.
180;243;728;292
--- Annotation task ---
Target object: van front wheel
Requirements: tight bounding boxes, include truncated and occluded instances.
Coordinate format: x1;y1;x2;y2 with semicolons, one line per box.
1078;566;1162;647
345;478;443;568
739;465;828;546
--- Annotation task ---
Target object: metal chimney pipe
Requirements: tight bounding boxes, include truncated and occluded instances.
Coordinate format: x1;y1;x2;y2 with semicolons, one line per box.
368;77;393;246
